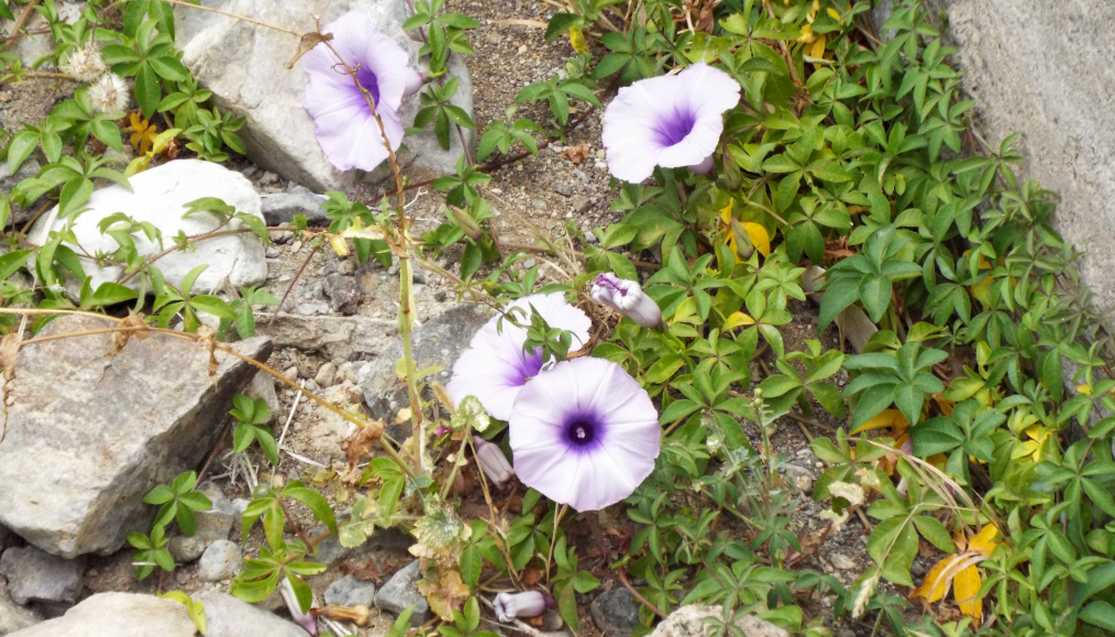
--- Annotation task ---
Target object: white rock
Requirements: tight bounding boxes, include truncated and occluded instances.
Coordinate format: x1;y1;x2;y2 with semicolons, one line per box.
5;593;196;637
649;604;788;637
27;159;267;296
175;0;474;191
198;540;242;581
194;591;308;637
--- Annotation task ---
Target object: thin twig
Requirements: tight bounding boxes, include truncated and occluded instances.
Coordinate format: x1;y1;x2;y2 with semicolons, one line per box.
277;379;306;459
160;0;301;36
617;570;665;619
1;0;42;51
268;242;323;326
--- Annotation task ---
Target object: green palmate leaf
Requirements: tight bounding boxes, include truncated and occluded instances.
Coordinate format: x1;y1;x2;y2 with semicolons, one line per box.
1081;601;1115;632
284;484;337;535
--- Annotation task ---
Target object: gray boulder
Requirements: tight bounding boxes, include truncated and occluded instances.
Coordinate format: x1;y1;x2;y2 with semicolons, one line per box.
590;588;640;637
194;591;308;637
648;604;787;637
0;547;82;605
175;0;473;192
27;159;268;296
0;581;41;635
358;303;490;420
324;575;376;607
374;560;429;624
5;593;196;637
0;315;271;557
260;188;329;226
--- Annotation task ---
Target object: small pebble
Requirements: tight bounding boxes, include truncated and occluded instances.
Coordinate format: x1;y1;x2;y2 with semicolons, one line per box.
315;362;337;388
198;540;242;582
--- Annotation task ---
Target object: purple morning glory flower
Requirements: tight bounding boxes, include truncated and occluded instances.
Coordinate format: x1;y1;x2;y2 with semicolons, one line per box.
602;62;741;183
590;272;662;328
302;11;422;172
447;293;591;421
510;358;660;512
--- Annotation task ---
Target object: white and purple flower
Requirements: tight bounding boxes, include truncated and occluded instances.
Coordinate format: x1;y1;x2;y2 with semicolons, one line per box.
601;62;741;183
446;293;591;421
510;357;660;512
302;11;422;172
590;272;662;328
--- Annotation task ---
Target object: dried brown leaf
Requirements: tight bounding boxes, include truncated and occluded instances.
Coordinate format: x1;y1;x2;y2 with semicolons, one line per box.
287;31;333;70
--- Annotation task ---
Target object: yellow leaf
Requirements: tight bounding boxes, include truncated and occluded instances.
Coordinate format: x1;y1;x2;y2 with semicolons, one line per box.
968;523;999;557
852;408;908;434
719;201;734;225
742;222;771;257
913;554;966;603
569;26;588;54
328;234;350;257
1011;440;1040;461
808;35;826;60
954;564;983;622
1077;383;1093;396
969;276;993;308
798;23;815;43
807;0;820;21
723;311;756;330
827;7;843;21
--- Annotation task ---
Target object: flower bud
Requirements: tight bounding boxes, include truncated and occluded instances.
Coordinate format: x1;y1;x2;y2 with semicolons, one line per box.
280;577;318;635
474;436;514;485
494;591;547;622
448;206;484;240
590;273;662;328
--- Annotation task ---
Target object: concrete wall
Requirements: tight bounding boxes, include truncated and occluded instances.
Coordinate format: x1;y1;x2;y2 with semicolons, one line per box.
878;0;1115;317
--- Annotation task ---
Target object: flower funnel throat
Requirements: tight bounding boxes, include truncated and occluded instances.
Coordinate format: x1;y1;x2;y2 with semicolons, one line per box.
510;358;660;512
602;62;741;183
302;10;422;172
447;293;591;421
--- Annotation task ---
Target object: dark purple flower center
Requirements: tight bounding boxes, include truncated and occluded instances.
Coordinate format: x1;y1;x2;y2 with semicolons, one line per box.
561;409;605;453
654;106;697;147
508;347;545;387
354;64;381;112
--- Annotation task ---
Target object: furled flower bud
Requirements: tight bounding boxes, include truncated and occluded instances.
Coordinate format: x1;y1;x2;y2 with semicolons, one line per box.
474;436;513;485
494;591;547;622
590;273;662;328
280;577;318;636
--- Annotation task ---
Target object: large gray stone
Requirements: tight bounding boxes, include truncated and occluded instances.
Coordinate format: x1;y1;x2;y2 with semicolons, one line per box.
175;0;474;192
260;188;329;226
648;604;787;637
194;591;308;637
27;159;268;296
0;547;82;605
358;303;490;420
324;575;376;607
876;0;1115;319
0;315;272;557
590;588;640;637
0;581;41;635
373;560;429;624
5;593;196;637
